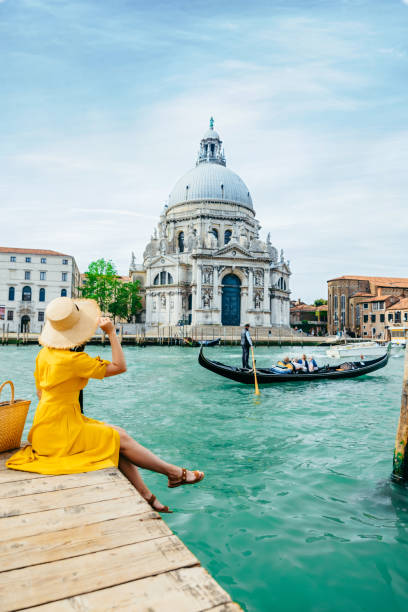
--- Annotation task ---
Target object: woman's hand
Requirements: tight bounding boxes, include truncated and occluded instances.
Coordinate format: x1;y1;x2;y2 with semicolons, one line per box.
98;317;115;335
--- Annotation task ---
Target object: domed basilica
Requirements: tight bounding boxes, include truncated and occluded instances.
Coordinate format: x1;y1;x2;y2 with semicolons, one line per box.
132;119;291;328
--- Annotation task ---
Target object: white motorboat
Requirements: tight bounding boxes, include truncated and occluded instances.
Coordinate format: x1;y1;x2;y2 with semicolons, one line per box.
389;327;407;348
326;341;388;360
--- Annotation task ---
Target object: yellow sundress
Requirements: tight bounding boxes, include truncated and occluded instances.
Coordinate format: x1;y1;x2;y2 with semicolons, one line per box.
6;347;120;475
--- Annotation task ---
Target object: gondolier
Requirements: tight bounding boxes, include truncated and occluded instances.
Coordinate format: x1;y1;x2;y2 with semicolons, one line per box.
241;323;253;369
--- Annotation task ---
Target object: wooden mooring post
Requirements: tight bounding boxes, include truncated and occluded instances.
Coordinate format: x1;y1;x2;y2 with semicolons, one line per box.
392;344;408;483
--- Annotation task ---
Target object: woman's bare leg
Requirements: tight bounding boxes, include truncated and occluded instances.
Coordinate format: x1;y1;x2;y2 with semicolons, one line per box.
119;456;168;512
109;424;202;483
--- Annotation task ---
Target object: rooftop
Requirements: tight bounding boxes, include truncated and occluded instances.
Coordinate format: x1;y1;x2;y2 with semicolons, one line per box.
0;247;71;256
328;275;408;287
388;297;408;310
290;304;328;311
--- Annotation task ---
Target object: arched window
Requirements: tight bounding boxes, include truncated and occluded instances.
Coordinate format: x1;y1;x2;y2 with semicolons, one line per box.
61;289;67;297
39;288;45;302
160;271;167;285
167;273;173;284
8;287;15;301
178;232;184;253
224;230;232;245
211;228;218;241
22;286;31;301
153;274;159;286
278;277;286;291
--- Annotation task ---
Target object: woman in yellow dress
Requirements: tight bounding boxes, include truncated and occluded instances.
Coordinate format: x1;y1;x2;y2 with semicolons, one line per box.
6;297;204;512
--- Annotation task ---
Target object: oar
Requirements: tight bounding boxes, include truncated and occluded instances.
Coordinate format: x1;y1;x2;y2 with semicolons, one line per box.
250;346;260;395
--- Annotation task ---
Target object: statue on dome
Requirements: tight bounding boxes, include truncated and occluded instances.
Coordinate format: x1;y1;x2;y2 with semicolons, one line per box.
160;238;167;255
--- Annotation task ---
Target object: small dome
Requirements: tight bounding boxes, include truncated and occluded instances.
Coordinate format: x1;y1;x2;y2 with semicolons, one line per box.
168;163;253;209
202;128;220;140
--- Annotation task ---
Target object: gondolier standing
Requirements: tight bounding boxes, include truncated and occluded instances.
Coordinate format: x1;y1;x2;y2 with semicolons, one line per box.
241;323;253;369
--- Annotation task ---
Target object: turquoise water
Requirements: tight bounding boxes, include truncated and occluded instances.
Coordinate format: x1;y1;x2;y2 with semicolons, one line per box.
1;344;408;611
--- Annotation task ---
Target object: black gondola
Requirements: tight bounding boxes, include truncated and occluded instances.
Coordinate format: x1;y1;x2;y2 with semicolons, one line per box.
198;347;389;384
183;338;220;347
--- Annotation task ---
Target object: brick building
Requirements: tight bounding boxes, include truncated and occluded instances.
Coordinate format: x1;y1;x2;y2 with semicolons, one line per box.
327;275;408;338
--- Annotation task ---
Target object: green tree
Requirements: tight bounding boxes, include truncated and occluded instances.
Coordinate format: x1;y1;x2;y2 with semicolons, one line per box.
125;280;142;322
79;259;142;322
109;280;142;322
79;258;119;313
314;298;328;307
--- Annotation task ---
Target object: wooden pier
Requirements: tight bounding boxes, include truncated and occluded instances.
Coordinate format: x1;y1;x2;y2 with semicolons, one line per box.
0;450;241;612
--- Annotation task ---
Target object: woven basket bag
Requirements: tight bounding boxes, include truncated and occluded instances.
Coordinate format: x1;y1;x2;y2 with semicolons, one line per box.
0;381;31;453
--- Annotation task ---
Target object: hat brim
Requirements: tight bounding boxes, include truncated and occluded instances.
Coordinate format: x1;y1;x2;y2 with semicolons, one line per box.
39;299;101;349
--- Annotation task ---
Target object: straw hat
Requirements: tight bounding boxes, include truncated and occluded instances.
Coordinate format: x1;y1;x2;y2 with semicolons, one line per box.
39;297;101;349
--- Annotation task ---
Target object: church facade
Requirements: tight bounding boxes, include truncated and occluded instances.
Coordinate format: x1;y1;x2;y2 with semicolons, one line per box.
133;120;291;329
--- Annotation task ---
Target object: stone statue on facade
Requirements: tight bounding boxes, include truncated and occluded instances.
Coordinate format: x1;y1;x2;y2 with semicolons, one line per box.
254;289;263;309
202;288;213;308
206;230;217;249
161;294;166;308
254;269;264;287
160;238;167;255
202;266;213;285
186;223;196;252
266;233;278;263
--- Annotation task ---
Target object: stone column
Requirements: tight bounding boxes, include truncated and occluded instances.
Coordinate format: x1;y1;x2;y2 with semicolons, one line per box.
248;269;254;311
263;267;269;326
196;264;202;311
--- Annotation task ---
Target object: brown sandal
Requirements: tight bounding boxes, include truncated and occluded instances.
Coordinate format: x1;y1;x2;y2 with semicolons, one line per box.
168;468;205;489
147;493;172;514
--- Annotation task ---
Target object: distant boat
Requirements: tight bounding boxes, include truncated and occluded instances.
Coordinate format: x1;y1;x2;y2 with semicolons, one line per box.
388;327;407;348
326;341;388;360
198;347;389;384
183;337;220;347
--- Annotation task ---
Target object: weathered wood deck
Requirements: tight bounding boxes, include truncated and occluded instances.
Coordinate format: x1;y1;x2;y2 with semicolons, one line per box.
0;450;241;612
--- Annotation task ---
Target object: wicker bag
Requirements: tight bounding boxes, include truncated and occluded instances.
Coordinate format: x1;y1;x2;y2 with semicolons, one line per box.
0;381;31;453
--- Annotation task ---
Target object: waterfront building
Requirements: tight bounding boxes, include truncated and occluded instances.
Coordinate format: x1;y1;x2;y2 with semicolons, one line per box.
137;119;291;329
0;247;80;333
327;275;408;338
290;299;328;335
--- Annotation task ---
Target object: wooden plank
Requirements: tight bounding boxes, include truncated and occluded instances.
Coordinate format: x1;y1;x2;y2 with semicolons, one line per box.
0;512;171;571
0;495;149;541
0;468;120;498
25;566;238;612
0;480;138;518
0;469;48;483
0;535;199;610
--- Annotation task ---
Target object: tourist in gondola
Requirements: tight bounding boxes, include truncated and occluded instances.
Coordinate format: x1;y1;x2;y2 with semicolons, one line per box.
6;297;204;514
308;356;319;372
241;323;253;369
270;356;295;374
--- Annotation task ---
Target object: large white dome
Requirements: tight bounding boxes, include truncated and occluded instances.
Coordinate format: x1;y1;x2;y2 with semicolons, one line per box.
168;163;253;209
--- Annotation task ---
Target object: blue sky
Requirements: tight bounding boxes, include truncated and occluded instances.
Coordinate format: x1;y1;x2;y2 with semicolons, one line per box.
1;0;408;301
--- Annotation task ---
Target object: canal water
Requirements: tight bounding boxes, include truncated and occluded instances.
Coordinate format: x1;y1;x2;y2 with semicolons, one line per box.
1;344;407;611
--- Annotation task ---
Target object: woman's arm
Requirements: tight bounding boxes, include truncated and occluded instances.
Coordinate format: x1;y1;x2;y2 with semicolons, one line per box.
98;317;127;377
